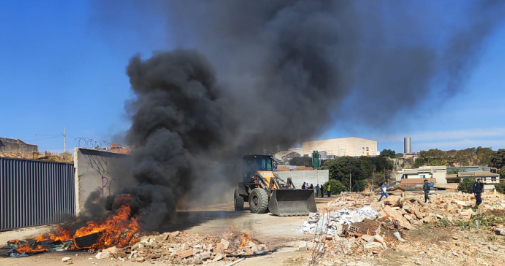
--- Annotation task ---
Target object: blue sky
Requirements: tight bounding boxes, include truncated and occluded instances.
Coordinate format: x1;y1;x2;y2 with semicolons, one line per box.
1;1;504;154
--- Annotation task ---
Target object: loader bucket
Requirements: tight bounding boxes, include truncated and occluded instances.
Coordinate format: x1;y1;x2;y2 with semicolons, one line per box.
268;189;317;216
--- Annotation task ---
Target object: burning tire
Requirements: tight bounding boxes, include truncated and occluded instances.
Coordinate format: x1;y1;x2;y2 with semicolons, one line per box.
249;188;268;213
234;189;244;211
74;232;101;248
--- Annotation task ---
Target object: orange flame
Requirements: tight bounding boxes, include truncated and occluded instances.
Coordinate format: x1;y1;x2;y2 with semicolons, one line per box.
239;233;251;248
13;194;141;254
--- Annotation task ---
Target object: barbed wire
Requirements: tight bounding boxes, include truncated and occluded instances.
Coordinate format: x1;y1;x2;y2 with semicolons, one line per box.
74;137;131;153
75;137;109;150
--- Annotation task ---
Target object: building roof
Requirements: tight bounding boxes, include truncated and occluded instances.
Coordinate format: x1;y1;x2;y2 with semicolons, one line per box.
400;178;436;185
459;171;499;177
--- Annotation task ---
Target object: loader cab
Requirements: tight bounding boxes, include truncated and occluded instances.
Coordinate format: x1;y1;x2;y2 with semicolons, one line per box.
242;155;273;180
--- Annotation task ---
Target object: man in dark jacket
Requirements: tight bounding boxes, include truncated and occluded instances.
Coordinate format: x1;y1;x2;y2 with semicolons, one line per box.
423;179;431;203
473;179;484;207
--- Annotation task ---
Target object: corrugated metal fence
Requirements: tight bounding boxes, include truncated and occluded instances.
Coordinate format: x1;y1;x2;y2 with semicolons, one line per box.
0;157;75;231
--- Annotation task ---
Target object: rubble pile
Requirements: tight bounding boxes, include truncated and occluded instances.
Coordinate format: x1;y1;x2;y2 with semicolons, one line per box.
87;231;270;264
301;192;505;258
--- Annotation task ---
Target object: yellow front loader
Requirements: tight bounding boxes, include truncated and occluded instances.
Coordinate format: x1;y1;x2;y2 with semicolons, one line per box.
234;155;317;216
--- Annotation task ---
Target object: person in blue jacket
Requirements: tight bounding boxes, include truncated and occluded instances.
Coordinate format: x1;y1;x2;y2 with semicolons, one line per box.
472;178;484;207
378;182;388;202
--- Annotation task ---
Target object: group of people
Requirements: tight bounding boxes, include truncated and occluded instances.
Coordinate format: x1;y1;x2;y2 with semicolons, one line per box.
378;178;485;208
301;182;332;197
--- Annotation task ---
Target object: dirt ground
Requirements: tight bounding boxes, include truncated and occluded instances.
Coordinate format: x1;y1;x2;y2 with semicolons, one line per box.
1;196;505;266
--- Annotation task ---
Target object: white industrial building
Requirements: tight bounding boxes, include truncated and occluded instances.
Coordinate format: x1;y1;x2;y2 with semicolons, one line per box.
274;137;379;161
301;137;378;157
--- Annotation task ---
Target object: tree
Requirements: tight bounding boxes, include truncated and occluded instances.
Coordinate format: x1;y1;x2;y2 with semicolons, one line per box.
490;149;505;169
499;168;505;179
475;146;494;166
321;156;365;191
496;183;505;195
413;158;426;168
289;157;312;167
380;149;396;158
323;180;346;195
458;177;476;193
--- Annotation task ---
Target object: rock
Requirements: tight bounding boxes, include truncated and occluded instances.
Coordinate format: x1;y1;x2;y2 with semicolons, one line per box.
220;239;230;250
62;257;71;262
95;252;110;260
136;257;145;262
364;242;383;250
299;241;307;252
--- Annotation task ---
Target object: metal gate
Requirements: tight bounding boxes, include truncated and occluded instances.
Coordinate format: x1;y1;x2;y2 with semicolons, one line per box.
0;157;75;231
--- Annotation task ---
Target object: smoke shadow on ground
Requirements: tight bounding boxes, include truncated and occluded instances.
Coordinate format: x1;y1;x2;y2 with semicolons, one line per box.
158;210;246;233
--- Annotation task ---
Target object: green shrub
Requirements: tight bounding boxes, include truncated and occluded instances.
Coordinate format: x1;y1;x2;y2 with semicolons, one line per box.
458;177;476;193
495;183;505;194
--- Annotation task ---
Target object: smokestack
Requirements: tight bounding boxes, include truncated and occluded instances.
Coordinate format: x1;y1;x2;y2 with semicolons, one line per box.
404;137;412;154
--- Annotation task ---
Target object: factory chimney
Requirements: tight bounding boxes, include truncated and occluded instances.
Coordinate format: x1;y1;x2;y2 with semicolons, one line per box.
404;137;412;153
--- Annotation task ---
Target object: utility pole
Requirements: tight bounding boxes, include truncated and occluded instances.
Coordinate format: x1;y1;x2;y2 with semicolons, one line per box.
63;127;67;153
349;173;352;192
372;169;375;193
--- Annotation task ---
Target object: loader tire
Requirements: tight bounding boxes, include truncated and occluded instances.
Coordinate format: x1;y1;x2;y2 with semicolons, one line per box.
234;189;244;211
249;188;269;213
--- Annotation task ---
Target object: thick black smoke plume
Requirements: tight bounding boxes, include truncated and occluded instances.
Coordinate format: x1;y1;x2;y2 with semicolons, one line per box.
93;0;505;230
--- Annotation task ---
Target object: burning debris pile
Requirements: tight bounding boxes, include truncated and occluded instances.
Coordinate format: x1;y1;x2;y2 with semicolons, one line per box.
1;194;140;257
88;230;270;264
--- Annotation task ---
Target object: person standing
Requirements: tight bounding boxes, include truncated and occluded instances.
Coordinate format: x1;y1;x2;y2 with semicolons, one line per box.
327;182;331;197
310;184;314;190
315;184;320;197
473;178;484;207
423;179;431;203
302;182;306;190
378;182;388;202
321;185;325;197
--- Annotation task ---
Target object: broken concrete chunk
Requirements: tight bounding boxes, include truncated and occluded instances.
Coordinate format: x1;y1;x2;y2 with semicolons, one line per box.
364;242;383;250
62;257;71;262
361;235;374;243
394;232;406;242
298;241;307;252
213;253;223;261
220;239;230;250
95;251;110;260
200;252;211;260
495;228;505;236
177;249;193;259
374;234;385;244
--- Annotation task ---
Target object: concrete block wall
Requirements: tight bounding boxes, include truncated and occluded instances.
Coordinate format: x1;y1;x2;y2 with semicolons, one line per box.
276;170;329;188
73;148;133;214
0;138;38;154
